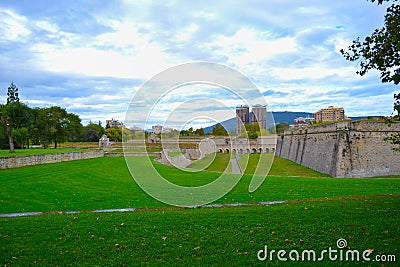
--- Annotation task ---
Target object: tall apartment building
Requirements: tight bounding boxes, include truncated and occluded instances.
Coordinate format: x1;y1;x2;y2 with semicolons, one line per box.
251;104;267;130
314;106;345;122
236;105;249;134
236;105;267;134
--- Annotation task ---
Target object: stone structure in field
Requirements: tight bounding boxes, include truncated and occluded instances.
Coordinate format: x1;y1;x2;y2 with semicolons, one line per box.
275;121;400;178
99;134;110;148
147;133;161;143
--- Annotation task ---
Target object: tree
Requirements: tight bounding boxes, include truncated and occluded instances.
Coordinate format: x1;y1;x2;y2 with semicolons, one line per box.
195;127;205;136
267;122;290;135
340;0;399;84
66;113;83;142
341;0;400;151
212;124;228;136
394;92;400;117
384;93;400;151
105;127;122;142
37;106;70;148
239;123;260;139
7;82;19;104
82;122;105;142
0;82;22;152
12;127;29;149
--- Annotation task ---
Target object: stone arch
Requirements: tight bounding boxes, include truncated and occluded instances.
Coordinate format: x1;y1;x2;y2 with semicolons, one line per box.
258;148;263;154
233;149;237;154
219;148;223;153
225;149;230;153
246;148;250;154
239;149;243;154
265;148;270;153
251;148;257;154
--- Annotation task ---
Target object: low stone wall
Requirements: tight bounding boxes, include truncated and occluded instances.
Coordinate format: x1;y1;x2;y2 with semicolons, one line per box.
0;150;104;169
105;152;161;157
276;121;400;178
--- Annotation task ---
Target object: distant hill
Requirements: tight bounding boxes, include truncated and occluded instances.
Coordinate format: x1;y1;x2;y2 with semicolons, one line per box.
204;111;313;133
204;112;371;133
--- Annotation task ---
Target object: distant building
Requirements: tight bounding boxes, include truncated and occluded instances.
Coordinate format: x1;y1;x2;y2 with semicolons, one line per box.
152;125;174;134
106;118;124;128
294;116;315;126
236;105;267;134
236;105;249;135
314;106;345;122
251;105;267;130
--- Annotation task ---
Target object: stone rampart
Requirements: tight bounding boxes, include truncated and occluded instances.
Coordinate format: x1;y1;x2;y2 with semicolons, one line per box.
276;121;400;177
0;150;104;169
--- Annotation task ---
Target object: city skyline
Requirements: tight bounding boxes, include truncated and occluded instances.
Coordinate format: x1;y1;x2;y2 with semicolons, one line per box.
0;1;397;127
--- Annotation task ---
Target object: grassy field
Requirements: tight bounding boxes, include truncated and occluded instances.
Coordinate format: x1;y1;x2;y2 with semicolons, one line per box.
188;153;232;172
1;197;399;266
1;156;399;214
1;155;399;266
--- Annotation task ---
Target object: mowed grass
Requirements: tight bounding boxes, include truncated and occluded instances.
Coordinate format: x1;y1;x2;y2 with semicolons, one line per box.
1;156;400;266
1;197;399;266
1;156;399;214
191;152;329;177
188;153;231;172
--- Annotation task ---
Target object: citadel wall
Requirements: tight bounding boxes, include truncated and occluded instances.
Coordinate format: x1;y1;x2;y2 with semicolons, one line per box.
275;121;400;177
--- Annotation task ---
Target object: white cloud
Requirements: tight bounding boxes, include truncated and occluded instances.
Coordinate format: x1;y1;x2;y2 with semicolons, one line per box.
0;8;31;41
0;0;395;126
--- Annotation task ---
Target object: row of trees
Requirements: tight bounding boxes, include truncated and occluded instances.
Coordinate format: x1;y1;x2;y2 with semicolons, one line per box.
0;82;110;150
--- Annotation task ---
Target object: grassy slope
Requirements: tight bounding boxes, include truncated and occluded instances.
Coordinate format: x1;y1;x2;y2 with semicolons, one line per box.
1;156;399;214
1;197;399;266
188;153;231;172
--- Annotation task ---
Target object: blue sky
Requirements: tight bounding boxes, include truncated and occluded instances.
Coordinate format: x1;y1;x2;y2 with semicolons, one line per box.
0;0;397;128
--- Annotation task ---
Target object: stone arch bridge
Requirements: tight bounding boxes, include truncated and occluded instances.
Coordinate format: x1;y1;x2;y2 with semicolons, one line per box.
213;136;277;154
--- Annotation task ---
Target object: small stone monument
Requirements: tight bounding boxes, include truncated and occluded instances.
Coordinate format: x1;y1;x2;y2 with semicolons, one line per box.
99;134;110;148
147;133;161;143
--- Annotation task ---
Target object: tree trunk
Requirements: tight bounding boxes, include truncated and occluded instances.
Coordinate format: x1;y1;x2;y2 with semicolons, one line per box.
54;140;57;149
6;117;14;153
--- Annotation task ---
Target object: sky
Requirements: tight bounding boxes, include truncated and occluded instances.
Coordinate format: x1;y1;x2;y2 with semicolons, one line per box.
0;0;398;129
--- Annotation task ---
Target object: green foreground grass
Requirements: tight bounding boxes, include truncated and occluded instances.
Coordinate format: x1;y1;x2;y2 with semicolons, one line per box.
1;155;399;266
1;197;399;266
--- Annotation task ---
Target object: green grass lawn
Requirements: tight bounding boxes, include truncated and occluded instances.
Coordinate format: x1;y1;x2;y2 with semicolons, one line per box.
190;152;329;177
188;152;232;172
1;197;399;266
1;156;399;214
1;155;399;266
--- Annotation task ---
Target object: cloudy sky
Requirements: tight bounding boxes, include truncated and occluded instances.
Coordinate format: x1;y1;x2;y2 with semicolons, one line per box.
0;0;397;128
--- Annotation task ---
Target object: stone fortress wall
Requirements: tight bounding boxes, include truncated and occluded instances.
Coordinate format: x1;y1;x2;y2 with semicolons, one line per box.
0;150;104;169
275;121;400;177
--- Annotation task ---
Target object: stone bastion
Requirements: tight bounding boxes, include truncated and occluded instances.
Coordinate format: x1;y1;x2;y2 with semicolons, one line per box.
275;121;400;178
